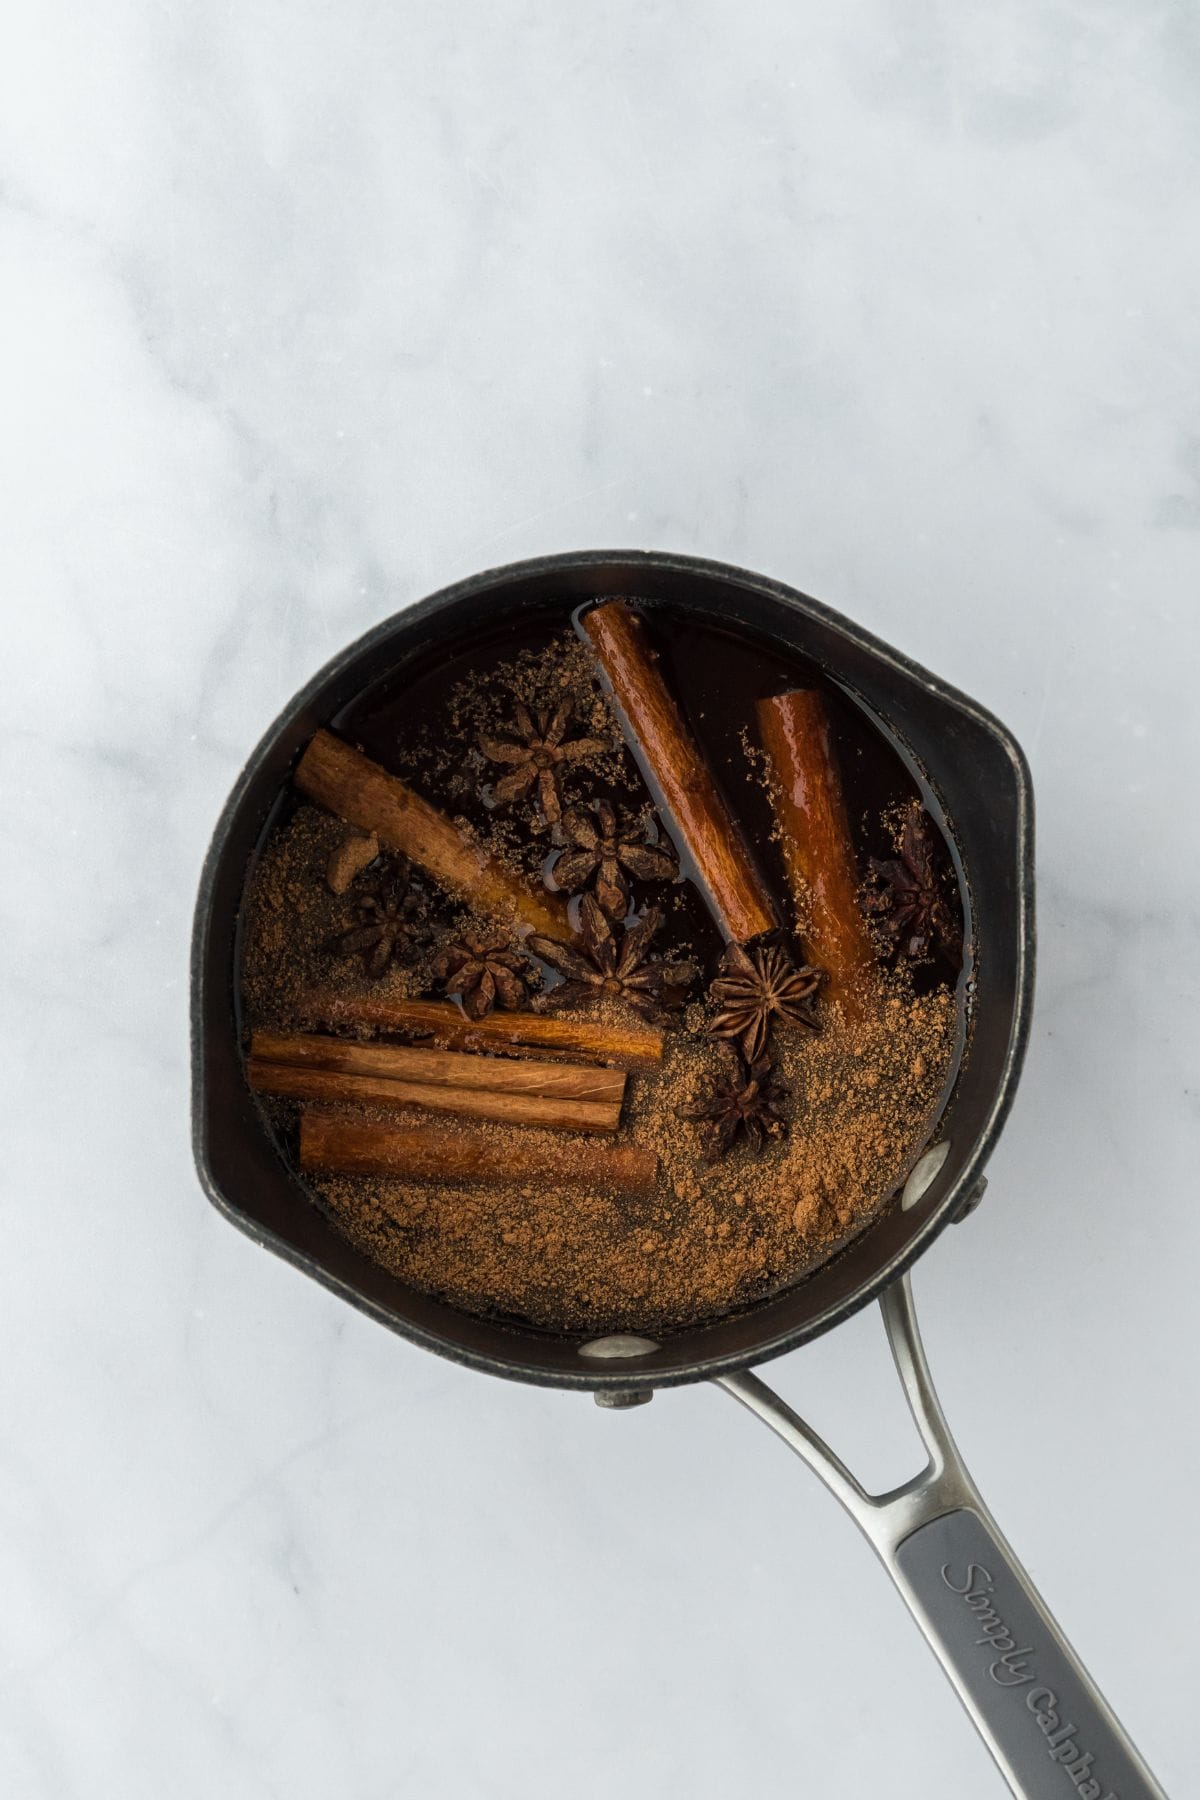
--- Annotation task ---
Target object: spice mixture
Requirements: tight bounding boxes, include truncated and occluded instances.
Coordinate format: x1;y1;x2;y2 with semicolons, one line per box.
240;601;967;1334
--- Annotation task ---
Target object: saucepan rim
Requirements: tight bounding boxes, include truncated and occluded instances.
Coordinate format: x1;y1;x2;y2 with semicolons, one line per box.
190;548;1035;1388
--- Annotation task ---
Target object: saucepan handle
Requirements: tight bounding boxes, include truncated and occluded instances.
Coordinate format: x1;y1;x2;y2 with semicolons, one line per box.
891;1504;1166;1798
718;1273;1167;1799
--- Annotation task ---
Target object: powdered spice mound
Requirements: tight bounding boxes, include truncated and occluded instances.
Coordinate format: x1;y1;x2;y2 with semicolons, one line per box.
239;610;968;1337
304;978;955;1332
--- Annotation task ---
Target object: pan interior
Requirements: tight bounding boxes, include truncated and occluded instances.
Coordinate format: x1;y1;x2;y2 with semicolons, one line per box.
192;551;1032;1389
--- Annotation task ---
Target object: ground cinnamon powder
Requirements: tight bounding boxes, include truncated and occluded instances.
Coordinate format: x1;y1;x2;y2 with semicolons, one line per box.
242;805;959;1333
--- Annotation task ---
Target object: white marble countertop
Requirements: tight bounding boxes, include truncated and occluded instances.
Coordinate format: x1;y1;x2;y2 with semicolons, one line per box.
2;5;1197;1795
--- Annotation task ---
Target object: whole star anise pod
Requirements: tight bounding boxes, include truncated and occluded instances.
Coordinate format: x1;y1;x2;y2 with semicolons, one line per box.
864;801;963;962
549;799;677;919
478;700;608;825
680;1048;790;1161
431;930;537;1020
335;864;421;979
707;940;823;1063
527;893;693;1021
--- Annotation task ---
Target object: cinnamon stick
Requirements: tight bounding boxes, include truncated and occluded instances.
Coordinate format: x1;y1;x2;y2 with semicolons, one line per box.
580;601;777;943
756;689;877;1017
250;1029;626;1105
297;992;664;1069
294;729;571;942
246;1059;622;1134
300;1109;659;1193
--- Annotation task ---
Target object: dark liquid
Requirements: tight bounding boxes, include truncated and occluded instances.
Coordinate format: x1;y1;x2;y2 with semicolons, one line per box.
337;597;970;1005
243;596;972;1334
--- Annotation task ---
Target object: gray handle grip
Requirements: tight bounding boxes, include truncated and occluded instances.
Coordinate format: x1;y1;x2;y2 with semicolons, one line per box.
719;1275;1167;1799
896;1507;1163;1799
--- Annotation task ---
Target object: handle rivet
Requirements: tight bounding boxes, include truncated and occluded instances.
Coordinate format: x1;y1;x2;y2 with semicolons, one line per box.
953;1176;988;1223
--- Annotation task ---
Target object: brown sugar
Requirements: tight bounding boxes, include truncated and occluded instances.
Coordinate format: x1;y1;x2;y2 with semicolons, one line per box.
238;610;967;1337
243;805;958;1332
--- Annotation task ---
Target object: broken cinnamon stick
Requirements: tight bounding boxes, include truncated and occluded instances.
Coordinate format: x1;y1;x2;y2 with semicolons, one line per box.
580;601;777;943
297;992;664;1069
757;689;877;1017
250;1029;626;1105
295;729;571;942
247;1059;622;1134
300;1109;659;1193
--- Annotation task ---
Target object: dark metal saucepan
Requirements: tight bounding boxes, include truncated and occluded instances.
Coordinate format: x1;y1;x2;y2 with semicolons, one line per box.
191;551;1165;1799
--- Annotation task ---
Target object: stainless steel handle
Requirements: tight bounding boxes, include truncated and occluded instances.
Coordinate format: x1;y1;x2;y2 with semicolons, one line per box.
718;1275;1167;1799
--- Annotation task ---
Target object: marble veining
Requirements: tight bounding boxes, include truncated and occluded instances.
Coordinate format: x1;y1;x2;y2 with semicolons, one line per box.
1;3;1196;1795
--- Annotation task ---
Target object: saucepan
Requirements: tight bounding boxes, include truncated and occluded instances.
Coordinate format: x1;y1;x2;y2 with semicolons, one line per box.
191;550;1166;1799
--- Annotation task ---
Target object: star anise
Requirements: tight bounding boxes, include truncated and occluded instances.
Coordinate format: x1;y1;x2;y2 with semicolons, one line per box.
680;1048;790;1161
478;700;608;825
707;940;823;1063
335;864;421;978
527;893;693;1020
431;930;538;1020
864;802;962;962
549;799;678;919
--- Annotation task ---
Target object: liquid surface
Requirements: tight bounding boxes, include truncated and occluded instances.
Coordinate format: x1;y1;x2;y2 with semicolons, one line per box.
240;596;969;1334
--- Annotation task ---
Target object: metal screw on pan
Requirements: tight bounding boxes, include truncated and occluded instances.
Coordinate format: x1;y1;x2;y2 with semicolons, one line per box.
593;1389;653;1410
953;1174;988;1222
580;1333;657;1408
